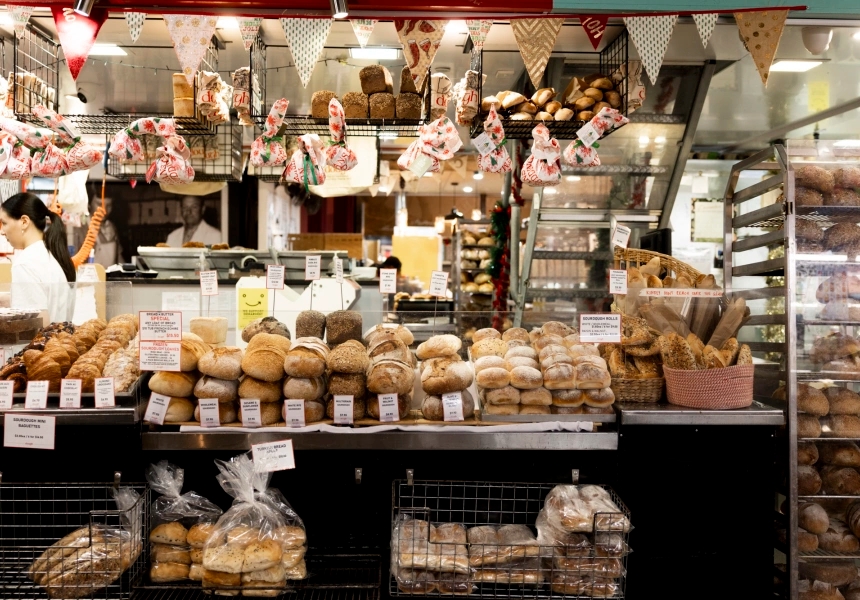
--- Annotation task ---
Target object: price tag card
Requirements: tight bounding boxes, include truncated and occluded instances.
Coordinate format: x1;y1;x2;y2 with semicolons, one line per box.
144;392;170;425
576;123;600;148
198;398;221;428
94;377;115;409
379;393;400;423
24;381;48;410
333;395;354;425
579;313;622;343
611;224;631;249
609;270;628;295
0;380;13;410
639;288;724;298
442;392;464;422
472;132;496;156
305;256;321;281
252;439;296;472
200;271;219;296
429;270;449;298
407;152;433;177
335;257;344;284
379;269;397;294
285;399;306;428
266;265;285;290
78;263;99;283
139;341;181;372
241;399;262;428
60;379;82;409
4;413;55;450
139;311;182;342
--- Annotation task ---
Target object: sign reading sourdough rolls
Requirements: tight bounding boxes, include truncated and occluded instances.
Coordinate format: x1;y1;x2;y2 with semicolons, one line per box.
579;313;622;343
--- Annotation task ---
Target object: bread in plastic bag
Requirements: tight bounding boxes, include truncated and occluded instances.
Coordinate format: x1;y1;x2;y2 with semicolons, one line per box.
201;453;307;597
542;485;630;533
29;486;143;599
472;558;544;585
550;573;619;597
466;524;540;567
535;510;593;556
391;516;470;574
552;556;624;578
147;460;223;583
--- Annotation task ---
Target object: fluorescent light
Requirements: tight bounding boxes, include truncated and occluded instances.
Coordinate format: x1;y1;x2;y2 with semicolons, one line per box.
638;135;650;146
446;20;468;34
544;187;557;194
462;186;473;193
770;60;823;72
655;136;666;144
0;12;13;26
88;44;127;56
216;17;238;29
378;131;398;141
473;171;483;180
854;31;860;40
566;176;580;182
835;140;860;148
349;47;399;60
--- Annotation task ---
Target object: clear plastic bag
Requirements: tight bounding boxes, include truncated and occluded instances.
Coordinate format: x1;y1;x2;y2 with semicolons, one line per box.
466;524;540;567
472;558;544;586
542;485;630;533
550;573;619;597
390;516;470;574
201;453;307;597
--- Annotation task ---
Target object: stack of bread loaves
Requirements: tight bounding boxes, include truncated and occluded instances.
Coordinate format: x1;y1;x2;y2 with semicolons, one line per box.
360;65;395;119
392;518;472;595
365;325;415;420
474;327;537;416
146;332;210;424
325;339;369;421
418;334;475;421
282;337;329;424
240;332;291;426
193;347;243;425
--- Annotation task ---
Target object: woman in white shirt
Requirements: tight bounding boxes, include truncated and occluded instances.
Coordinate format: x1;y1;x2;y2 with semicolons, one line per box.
1;193;76;322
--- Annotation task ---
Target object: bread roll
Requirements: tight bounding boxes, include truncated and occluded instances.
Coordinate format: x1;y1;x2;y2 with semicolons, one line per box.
554;108;574;121
181;333;210;372
367;359;414;395
473;328;501;343
539;344;569;362
541;354;574;371
506;346;538;360
544;363;576;390
520;387;552;406
799;465;823;495
471;338;507;359
484;386;520;405
475;355;506;373
574;363;610;389
188;523;217;548
296;310;326;339
800;414;822;438
502;328;531;343
798;502;828;535
150;562;190;582
798;442;820;465
327;340;369;374
151;522;189;545
506;357;539;370
476;367;511;389
421;389;475;420
165;397;195;423
533;334;564;351
152;543;191;564
198;347;244;380
282;376;326;401
421;358;473;395
242;539;282;572
189;563;204;581
203;567;241;589
326;310;362;345
242;334;291;382
483;403;519;415
194;376;239;402
519;405;551;415
150;371;198;398
509;366;543;390
239;377;282;403
584;387;615;407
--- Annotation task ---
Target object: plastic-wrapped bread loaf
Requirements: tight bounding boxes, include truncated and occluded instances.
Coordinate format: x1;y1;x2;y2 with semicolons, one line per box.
542;485;629;533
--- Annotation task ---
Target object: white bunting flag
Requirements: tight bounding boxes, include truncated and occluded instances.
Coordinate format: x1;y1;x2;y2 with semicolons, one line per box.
692;13;718;48
623;15;678;85
8;5;32;39
465;19;492;51
280;18;333;88
350;19;376;48
125;12;146;43
164;14;218;86
239;18;262;51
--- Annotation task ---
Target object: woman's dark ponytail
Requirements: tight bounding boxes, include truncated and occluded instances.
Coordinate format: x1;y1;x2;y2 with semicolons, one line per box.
2;192;76;282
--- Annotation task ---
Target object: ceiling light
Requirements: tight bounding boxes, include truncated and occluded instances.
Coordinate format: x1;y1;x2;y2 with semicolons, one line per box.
544;187;557;194
638;135;650;146
770;60;823;72
378;131;398;141
655;136;666;144
471;209;482;220
473;171;483;180
330;0;349;19
854;31;860;40
216;17;238;29
445;20;468;34
0;12;13;26
566;175;580;182
72;0;95;17
349;47;399;60
835;140;860;148
88;44;127;56
462;186;473;193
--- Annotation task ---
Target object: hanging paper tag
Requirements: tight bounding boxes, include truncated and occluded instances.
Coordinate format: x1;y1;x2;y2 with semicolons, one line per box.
144;392;170;425
139;341;181;372
252;439;296;472
198;398;221;427
139;311;182;341
378;393;400;422
407;152;433;177
472;132;497;156
611;224;631;249
94;377;115;408
200;270;219;296
266;265;285;289
333;395;354;425
609;270;628;295
335;257;344;284
241;399;262;428
285;399;306;428
60;379;82;409
25;381;48;410
579;313;622;343
380;269;397;293
0;380;14;410
577;123;600;148
4;413;55;450
442;392;464;422
305;255;321;280
429;270;449;298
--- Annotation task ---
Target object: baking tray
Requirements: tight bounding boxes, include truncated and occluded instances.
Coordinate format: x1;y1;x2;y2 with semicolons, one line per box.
207;249;275;271
136;247;209;271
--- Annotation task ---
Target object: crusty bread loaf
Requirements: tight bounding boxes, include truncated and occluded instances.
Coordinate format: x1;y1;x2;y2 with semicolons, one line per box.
502;328;531;343
820;442;860;467
239;376;282;403
483;385;520;405
799;414;822;438
367;359;413;395
505;346;538;360
574;363;611;390
149;371;199;398
483;403;519;415
799;502;829;534
826;386;860;415
327;340;369;374
242;317;290;343
396;93;423;119
544;363;576;390
198;347;244;380
471;338;508;359
328;372;366;398
799;559;857;586
342;91;369;119
476;367;511;390
510;366;543;390
584;387;615;407
798;442;820;465
165;397;195;423
821;465;860;495
282;376;326;402
312;91;338;118
369;93;395;119
416;335;461;360
822;415;860;437
181;333;210;372
421;358;473;395
194;376;239;402
283;344;328;378
326;311;362;345
507;357;540;371
400;66;418;94
296;311;326;339
360;65;393;95
473;328;501;343
475;356;507;373
520;387;552;406
799;465;823;495
365;324;415;347
242;334;291;382
150;562;190;582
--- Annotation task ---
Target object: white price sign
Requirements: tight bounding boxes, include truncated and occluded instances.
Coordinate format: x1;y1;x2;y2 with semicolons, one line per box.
378;393;400;423
379;269;397;294
139;341;181;372
305;255;321;280
335;257;344;284
139;311;182;342
442;392;464;422
198;399;221;428
611;225;631;249
200;271;219;296
94;378;115;408
252;439;296;472
285;399;305;428
429;270;449;298
333;395;354;425
241;399;262;428
24;381;48;410
4;413;55;450
609;270;628;295
60;379;82;409
0;380;14;410
266;265;285;290
144;392;170;425
579;313;622;343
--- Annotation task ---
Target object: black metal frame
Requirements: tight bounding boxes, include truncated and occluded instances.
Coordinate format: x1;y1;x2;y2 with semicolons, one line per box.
249;33;267;128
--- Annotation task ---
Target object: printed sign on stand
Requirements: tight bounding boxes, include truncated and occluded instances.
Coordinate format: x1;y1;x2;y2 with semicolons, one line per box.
252;439;296;471
0;380;14;410
24;381;48;410
333;395;354;425
4;414;55;450
305;256;321;280
139;341;181;372
144;392;170;425
611;225;631;249
267;265;285;290
609;270;628;295
442;392;464;422
198;399;221;427
285;399;306;428
579;313;622;343
429;271;449;298
60;379;82;409
379;393;400;423
379;269;397;294
139;312;182;341
335;257;344;284
94;378;115;408
241;399;262;428
200;271;219;296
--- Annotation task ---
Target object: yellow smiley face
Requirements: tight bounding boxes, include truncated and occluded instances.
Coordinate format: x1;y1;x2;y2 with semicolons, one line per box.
237;288;269;329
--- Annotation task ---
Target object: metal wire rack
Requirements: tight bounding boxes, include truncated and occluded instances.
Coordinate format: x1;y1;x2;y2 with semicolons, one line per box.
390;480;631;599
249;33;267;127
11;23;60;119
0;478;149;600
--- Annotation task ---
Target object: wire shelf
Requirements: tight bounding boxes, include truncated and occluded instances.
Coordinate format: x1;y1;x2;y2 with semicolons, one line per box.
249;33;267;126
11;23;59;119
67;114;218;137
0;482;149;600
260;116;428;138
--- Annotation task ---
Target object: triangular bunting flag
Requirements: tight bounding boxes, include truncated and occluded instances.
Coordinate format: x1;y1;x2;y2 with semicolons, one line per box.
511;18;564;89
577;15;609;50
125;12;145;43
350;19;376;48
239;18;262;51
465;19;492;51
692;13;718;47
280;18;333;88
735;10;788;86
164;14;218;86
624;15;677;86
394;19;447;90
8;5;32;39
52;7;108;81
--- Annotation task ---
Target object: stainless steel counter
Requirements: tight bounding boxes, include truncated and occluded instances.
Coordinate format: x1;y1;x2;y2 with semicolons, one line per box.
616;401;785;426
0;403;142;426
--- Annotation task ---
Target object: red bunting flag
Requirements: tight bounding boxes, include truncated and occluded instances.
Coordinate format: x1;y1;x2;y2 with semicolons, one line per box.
578;15;609;50
52;7;108;81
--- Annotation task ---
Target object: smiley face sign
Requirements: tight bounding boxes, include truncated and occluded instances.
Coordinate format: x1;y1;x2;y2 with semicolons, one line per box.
238;288;269;329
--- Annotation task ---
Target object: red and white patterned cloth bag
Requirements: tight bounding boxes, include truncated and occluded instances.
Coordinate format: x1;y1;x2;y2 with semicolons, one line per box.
146;135;195;185
520;123;561;186
325;99;357;171
477;106;511;174
250;99;289;167
282;134;326;187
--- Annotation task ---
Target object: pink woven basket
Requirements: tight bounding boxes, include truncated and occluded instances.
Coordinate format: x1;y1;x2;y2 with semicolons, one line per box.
663;364;754;409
